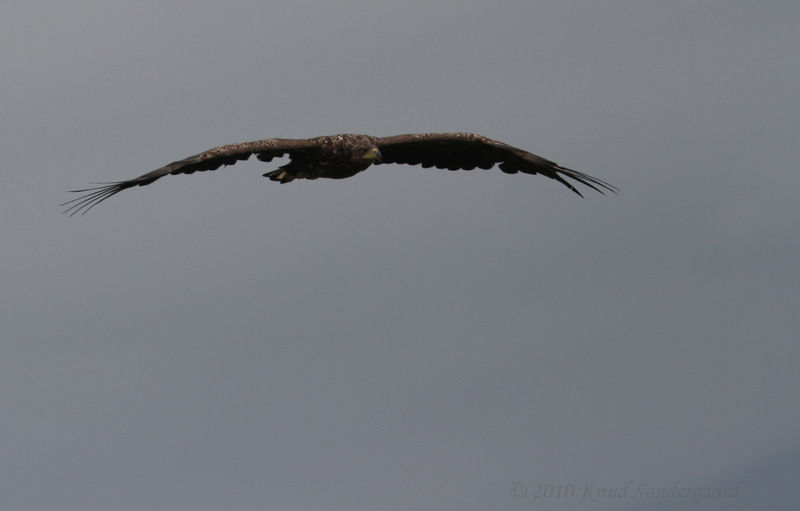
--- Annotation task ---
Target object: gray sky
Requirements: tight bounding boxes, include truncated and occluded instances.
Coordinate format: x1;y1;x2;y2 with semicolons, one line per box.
3;1;799;509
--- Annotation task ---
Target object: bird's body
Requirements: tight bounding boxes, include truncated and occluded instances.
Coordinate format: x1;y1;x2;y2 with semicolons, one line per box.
260;134;382;182
63;132;616;215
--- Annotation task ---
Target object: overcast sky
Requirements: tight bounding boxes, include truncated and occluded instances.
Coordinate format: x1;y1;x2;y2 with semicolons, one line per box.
3;1;799;509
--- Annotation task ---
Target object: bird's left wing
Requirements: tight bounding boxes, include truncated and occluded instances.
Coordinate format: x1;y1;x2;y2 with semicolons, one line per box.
375;132;617;197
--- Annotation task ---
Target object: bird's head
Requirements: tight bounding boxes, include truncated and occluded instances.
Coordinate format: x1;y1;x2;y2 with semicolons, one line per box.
355;146;382;165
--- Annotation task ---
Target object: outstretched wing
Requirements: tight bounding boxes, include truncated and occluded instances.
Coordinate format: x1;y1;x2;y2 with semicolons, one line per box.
376;132;616;196
61;138;317;216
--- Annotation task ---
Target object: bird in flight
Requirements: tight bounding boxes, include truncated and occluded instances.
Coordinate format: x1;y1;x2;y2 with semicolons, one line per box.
62;132;616;215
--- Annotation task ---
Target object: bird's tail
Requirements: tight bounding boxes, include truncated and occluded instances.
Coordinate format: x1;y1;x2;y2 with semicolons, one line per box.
263;166;297;184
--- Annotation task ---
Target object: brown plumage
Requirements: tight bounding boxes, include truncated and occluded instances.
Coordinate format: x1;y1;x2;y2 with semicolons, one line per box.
62;132;616;215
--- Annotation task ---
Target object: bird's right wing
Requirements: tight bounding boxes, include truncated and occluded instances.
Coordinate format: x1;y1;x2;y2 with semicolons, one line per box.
62;138;317;216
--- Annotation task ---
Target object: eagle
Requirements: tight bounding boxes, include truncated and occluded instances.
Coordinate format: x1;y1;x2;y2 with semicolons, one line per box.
62;132;616;215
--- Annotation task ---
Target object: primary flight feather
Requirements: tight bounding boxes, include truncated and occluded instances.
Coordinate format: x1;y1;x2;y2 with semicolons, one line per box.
62;132;616;215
